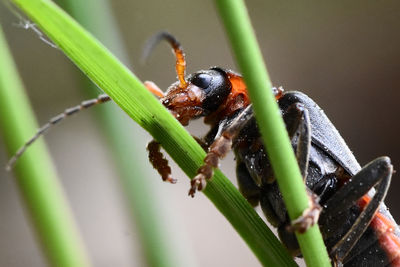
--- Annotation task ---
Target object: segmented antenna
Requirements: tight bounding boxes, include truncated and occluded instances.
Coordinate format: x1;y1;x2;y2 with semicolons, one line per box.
6;94;111;171
143;31;187;88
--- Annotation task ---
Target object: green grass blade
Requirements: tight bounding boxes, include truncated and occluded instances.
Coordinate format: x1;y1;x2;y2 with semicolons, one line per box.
56;0;195;266
0;24;90;267
9;0;296;265
214;0;331;266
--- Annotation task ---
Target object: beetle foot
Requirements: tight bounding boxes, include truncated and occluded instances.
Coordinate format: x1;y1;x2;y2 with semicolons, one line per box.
287;192;322;233
188;174;207;197
165;176;177;184
188;147;219;197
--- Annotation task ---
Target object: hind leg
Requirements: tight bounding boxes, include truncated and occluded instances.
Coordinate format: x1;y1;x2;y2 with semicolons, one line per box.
236;160;261;207
282;103;322;233
321;157;392;264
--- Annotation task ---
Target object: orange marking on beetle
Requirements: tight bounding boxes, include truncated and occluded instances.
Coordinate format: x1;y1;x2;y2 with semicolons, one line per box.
358;195;400;264
203;71;250;125
227;71;249;103
204;72;285;125
358;196;396;232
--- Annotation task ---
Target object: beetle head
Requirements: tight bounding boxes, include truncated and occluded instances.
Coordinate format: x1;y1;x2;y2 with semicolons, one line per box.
161;68;231;125
144;32;232;125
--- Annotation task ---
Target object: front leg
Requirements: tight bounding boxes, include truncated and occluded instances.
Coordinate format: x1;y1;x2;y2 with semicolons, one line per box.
147;140;176;183
189;105;254;197
147;136;207;184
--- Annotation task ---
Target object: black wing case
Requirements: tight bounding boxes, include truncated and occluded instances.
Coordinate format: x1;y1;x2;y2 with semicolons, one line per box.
278;91;361;176
279;91;400;250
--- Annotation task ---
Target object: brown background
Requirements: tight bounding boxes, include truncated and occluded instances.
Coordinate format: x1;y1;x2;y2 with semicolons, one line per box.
0;1;399;266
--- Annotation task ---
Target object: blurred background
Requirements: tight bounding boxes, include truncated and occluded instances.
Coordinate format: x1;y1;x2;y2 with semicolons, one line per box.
0;1;399;266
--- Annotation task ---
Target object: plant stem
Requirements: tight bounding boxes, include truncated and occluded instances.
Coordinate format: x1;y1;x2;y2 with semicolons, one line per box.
214;0;331;266
0;24;90;267
9;0;296;266
57;0;194;266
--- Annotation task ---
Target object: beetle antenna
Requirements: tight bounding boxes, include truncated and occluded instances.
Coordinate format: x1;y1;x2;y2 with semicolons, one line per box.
5;94;111;171
142;31;187;88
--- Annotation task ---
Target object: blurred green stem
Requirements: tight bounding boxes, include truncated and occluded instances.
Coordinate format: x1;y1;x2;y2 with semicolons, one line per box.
57;0;194;266
0;24;90;267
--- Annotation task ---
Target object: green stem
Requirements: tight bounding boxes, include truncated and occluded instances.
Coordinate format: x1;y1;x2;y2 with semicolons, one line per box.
214;0;331;266
57;0;194;266
9;0;296;266
0;25;90;267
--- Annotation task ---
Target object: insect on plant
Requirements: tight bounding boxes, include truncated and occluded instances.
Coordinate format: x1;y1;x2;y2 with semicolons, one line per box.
143;32;400;266
7;32;400;266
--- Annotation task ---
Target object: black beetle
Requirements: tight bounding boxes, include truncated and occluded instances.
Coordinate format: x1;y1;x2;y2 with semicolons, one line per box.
145;32;400;266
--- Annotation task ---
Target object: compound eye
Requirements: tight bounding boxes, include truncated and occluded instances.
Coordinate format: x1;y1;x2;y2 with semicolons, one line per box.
191;73;212;89
190;69;231;114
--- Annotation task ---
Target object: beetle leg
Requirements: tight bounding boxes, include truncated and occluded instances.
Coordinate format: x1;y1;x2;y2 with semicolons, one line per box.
322;157;392;263
283;103;322;233
147;140;176;183
147;136;208;183
236;160;261;207
283;103;311;179
189;105;253;197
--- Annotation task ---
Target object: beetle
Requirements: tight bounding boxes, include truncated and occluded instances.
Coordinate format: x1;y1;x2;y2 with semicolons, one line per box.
144;32;400;266
7;32;400;266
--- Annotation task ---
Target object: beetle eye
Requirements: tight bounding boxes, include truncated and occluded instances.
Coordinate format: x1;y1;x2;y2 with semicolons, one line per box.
191;73;212;89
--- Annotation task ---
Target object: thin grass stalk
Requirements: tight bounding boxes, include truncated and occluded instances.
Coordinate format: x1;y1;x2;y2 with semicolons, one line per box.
9;0;296;265
214;0;331;266
0;24;90;267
